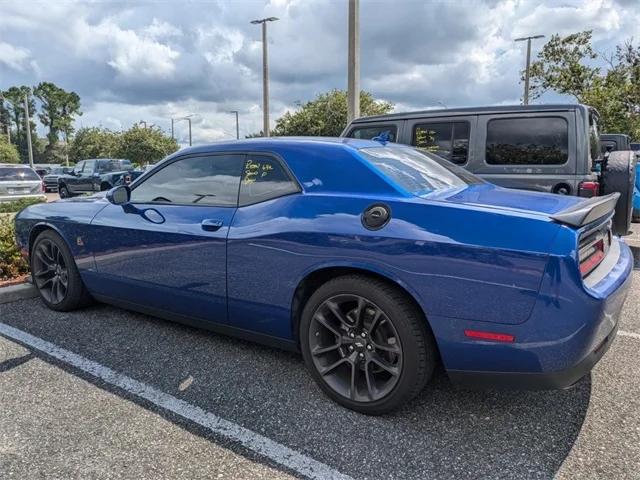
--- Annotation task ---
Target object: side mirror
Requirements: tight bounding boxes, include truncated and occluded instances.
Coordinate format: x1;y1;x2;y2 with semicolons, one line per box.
107;185;131;205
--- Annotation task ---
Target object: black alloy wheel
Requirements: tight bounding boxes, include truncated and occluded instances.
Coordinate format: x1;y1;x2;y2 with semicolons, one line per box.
301;275;436;415
59;185;70;198
32;238;68;305
31;230;92;311
309;294;403;402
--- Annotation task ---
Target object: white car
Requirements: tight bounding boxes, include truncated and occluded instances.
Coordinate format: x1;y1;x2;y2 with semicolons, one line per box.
0;164;47;203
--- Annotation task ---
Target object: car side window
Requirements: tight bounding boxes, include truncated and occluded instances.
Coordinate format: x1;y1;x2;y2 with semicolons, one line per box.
239;155;300;206
83;160;96;175
72;161;85;175
486;117;568;165
347;125;398;142
130;154;245;206
413;122;469;164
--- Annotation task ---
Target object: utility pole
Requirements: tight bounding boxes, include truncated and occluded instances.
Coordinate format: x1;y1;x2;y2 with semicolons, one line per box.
187;118;192;146
515;34;544;105
229;111;239;139
347;0;360;123
23;94;34;168
251;17;278;137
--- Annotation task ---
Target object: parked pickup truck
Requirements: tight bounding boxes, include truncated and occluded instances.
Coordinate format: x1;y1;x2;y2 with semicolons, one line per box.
58;159;134;198
342;104;636;235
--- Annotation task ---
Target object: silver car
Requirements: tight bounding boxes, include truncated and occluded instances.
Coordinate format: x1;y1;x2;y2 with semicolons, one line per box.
0;165;47;203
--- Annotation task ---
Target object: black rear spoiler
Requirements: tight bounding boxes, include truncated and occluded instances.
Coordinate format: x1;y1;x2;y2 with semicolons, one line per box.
550;193;619;228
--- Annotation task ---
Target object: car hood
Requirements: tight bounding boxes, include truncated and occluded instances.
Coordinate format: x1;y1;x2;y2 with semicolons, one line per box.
427;183;585;217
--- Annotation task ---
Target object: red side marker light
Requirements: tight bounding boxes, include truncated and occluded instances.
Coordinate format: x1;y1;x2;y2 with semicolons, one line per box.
464;330;515;343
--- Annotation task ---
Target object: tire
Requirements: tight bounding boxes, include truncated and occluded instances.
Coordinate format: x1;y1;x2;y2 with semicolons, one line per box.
602;151;635;235
59;185;71;199
300;275;436;415
31;230;92;311
100;182;111;191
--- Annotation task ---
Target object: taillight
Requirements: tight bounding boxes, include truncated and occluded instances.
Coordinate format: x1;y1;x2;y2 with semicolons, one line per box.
41;181;46;193
578;181;599;198
579;227;611;277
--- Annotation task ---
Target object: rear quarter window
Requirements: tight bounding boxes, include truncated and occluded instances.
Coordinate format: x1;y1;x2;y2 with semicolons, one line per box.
347;125;398;142
486;117;569;165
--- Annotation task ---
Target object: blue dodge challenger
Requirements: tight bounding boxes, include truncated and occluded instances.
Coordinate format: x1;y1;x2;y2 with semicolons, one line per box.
14;138;633;414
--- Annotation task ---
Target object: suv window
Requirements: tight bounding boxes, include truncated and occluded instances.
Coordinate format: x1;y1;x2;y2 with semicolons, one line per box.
131;154;245;206
83;160;97;174
72;161;85;175
486;117;569;165
413;122;469;164
348;125;398;142
239;155;299;205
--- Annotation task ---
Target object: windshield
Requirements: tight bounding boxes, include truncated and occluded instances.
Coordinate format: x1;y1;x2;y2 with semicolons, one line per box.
0;167;41;181
359;146;483;196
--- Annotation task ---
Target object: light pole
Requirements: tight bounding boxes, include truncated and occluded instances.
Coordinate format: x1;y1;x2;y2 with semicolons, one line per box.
173;116;194;146
228;111;239;139
515;34;545;105
347;0;360;123
23;94;34;168
250;16;278;137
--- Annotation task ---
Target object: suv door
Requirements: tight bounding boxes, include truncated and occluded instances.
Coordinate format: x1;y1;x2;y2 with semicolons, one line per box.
88;153;246;323
76;159;97;193
474;112;577;194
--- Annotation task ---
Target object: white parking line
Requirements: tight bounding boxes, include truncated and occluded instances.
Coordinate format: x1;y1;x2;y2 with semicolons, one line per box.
619;330;640;340
0;322;352;480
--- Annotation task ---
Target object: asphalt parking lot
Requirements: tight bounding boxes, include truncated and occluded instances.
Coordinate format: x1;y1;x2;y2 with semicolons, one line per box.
0;247;639;479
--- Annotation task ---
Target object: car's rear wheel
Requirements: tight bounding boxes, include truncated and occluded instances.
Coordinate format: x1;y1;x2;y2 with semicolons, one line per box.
300;275;436;415
59;185;71;198
31;230;92;311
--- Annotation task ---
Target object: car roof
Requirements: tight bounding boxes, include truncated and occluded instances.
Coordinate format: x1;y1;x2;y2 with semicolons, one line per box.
167;137;402;158
349;103;590;123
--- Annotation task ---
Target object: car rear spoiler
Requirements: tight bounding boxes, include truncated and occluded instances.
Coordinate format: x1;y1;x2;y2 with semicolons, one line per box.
550;192;620;228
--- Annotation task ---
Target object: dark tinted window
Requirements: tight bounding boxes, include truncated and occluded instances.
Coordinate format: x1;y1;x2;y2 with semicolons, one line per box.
630;143;640;151
239;155;299;205
97;159;131;172
486;117;568;165
360;146;483;196
131;154;244;206
413;122;469;164
0;167;40;181
83;160;96;173
348;125;397;142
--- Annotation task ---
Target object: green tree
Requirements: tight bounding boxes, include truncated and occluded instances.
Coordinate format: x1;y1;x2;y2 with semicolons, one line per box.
0;135;19;163
265;90;393;137
116;125;179;164
528;31;640;138
1;86;38;163
69;127;121;163
33;82;82;163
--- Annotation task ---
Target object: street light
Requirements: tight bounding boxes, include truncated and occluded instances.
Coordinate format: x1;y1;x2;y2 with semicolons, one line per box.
172;115;194;146
514;34;545;105
250;16;278;137
228;111;240;139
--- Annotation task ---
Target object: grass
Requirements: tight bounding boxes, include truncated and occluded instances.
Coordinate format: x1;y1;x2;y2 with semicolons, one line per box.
0;197;45;214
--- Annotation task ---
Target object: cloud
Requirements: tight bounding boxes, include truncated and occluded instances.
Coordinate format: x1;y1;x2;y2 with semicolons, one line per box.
1;0;639;146
0;42;34;72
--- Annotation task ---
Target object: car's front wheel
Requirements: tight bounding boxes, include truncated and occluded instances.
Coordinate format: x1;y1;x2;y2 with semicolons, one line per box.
59;185;71;198
31;230;92;311
301;275;436;415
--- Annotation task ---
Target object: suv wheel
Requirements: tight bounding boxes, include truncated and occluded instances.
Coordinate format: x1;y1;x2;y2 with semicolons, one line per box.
59;185;71;198
300;275;436;415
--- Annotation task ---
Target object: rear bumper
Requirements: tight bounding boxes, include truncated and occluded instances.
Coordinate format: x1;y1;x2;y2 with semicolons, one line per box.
448;320;620;390
441;240;633;390
0;194;47;203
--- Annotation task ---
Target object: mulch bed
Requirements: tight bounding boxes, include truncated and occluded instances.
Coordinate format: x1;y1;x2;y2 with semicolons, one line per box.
0;275;29;288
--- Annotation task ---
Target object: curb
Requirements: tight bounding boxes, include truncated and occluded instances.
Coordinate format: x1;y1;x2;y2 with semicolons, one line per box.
0;283;38;305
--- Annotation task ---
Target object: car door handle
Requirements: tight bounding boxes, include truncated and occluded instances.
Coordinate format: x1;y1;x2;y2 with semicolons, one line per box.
201;219;224;232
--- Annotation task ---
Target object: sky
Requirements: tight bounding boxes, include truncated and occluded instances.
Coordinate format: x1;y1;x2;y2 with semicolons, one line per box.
1;0;639;147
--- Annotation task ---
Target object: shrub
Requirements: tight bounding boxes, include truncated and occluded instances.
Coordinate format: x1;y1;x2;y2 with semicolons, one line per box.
0;215;28;280
0;197;45;214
